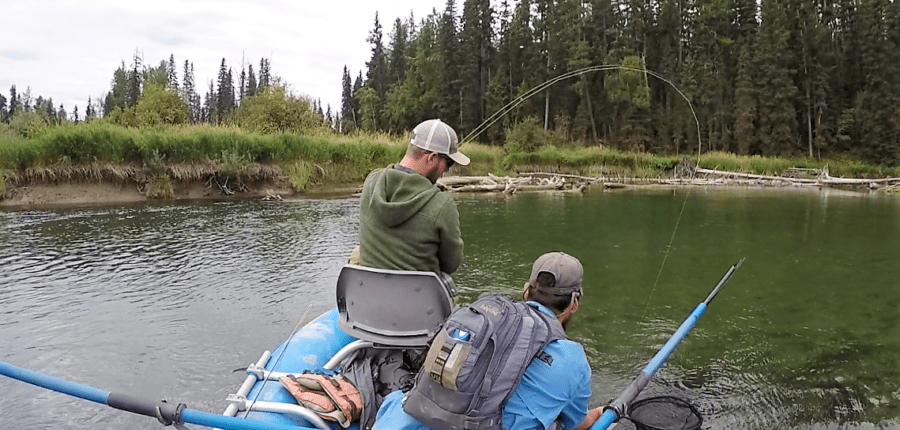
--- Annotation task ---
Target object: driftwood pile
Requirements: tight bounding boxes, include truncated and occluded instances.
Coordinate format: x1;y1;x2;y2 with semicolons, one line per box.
437;173;593;194
687;166;900;192
437;165;900;194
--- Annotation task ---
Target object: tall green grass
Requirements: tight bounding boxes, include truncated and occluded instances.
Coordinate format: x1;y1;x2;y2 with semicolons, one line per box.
0;123;406;178
697;151;900;177
503;146;680;176
3;123;899;184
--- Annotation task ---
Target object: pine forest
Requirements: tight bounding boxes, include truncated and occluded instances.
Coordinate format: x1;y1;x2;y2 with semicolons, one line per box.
2;0;900;167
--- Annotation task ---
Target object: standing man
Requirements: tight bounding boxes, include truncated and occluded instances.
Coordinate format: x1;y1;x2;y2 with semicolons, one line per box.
357;119;469;275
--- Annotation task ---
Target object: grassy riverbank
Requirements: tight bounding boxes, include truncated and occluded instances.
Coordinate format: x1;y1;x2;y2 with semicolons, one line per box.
2;122;899;204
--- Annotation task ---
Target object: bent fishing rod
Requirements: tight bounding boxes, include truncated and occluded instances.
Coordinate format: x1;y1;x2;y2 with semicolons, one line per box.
589;258;744;430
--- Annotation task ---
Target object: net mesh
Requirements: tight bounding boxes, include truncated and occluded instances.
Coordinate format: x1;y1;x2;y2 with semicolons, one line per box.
626;396;703;430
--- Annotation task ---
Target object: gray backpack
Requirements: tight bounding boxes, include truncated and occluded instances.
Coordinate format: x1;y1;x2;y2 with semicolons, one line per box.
402;295;566;430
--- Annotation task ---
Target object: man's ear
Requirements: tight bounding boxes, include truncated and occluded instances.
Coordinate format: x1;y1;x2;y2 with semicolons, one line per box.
427;151;440;164
522;282;531;301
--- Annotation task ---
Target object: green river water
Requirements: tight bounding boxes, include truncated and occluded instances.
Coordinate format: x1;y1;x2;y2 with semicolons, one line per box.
0;186;897;429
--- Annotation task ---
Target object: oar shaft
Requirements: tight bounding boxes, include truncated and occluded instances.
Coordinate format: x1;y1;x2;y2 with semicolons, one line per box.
0;360;319;430
0;360;109;405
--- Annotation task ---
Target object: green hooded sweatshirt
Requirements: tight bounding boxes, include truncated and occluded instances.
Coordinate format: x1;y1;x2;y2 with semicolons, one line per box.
358;165;463;274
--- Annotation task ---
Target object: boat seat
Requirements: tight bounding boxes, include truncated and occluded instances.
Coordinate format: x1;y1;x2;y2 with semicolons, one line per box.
336;264;456;347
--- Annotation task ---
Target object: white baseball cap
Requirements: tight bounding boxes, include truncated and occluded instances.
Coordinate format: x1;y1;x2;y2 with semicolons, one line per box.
410;119;470;166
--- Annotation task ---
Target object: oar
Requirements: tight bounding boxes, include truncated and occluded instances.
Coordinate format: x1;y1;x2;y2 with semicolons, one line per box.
589;258;744;430
0;360;321;430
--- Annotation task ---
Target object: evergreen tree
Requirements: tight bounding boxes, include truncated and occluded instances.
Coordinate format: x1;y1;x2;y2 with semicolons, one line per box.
34;96;45;116
341;65;356;131
438;0;462;125
8;85;16;118
21;87;32;112
853;0;900;163
247;64;257;97
86;96;94;120
684;0;742;151
73;105;79;123
58;103;67;122
259;58;271;89
167;54;179;90
352;71;364;127
239;67;247;104
733;43;759;155
46;97;55;121
754;0;800;155
550;0;585;140
204;79;216;123
0;94;6;123
126;51;143;108
365;12;389;129
228;68;235;108
145;60;169;89
792;0;836;158
388;18;409;86
385;15;443;130
216;59;234;121
458;0;494;136
183;60;197;122
105;62;129;115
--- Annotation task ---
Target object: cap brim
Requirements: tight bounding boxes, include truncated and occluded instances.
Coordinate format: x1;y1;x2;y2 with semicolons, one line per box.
448;151;470;166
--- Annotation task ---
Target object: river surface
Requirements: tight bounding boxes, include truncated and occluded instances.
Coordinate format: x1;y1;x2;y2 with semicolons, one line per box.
0;187;898;430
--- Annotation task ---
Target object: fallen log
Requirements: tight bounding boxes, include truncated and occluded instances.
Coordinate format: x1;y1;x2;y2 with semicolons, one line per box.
514;183;565;191
695;168;816;183
696;167;900;187
451;184;508;192
519;172;603;183
438;176;493;187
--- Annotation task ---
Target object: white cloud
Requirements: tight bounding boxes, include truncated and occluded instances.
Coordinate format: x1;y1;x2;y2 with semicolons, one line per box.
0;0;439;118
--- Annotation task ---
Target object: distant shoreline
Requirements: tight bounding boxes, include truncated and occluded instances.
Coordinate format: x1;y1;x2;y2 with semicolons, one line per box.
0;179;362;209
3;172;893;210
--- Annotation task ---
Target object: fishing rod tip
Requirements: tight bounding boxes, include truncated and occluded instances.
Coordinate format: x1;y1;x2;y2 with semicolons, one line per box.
735;257;746;269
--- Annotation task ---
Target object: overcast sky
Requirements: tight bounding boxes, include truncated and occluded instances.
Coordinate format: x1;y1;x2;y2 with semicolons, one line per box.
1;0;442;118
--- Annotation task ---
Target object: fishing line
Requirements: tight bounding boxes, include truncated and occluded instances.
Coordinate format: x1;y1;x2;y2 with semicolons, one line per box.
242;303;313;419
641;187;692;321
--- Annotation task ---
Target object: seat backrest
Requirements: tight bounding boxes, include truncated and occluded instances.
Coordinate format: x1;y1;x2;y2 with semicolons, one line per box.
336;265;455;347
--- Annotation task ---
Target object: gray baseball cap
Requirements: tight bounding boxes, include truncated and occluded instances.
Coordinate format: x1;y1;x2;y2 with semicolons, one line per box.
529;252;584;296
410;119;470;166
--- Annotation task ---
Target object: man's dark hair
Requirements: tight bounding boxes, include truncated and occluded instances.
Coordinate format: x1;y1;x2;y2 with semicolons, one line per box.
527;272;574;314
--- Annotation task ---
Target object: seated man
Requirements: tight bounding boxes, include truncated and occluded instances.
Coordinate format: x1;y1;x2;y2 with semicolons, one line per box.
357;119;469;275
372;252;606;430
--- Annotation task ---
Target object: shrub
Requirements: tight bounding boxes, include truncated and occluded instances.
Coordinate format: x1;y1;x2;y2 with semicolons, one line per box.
8;110;54;138
145;174;174;199
133;84;190;127
504;117;566;153
236;85;324;134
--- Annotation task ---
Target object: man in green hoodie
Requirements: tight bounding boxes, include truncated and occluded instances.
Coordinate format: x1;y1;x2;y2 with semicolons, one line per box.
358;119;470;275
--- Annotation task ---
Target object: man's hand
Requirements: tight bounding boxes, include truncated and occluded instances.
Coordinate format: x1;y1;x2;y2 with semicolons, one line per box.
573;406;606;430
